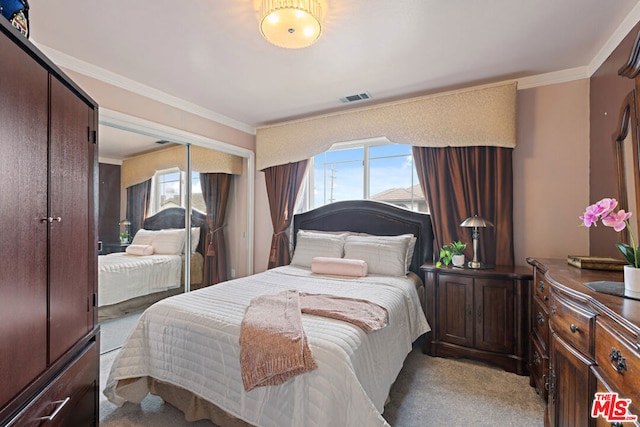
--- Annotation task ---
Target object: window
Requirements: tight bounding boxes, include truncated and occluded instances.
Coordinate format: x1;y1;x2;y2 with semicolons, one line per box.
308;140;428;212
150;168;205;214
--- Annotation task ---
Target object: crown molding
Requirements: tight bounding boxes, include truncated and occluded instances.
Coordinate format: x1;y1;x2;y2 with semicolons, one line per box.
515;66;590;90
588;2;640;76
31;41;256;136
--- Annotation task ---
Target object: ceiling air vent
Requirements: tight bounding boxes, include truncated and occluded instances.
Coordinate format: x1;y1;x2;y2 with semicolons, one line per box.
339;92;372;103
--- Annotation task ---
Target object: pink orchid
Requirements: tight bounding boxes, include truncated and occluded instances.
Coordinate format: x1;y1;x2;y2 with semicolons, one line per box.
580;197;639;267
602;210;632;232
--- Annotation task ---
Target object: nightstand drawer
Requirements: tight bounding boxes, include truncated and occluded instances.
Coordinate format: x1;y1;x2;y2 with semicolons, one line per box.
549;289;596;357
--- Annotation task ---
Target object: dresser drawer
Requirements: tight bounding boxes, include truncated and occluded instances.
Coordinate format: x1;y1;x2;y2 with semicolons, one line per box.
533;268;550;305
8;341;97;426
530;333;549;401
592;367;640;427
532;295;549;349
594;320;640;407
549;290;596;357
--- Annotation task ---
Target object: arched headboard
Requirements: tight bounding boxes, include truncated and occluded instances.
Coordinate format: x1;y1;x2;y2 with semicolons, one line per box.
293;200;434;275
143;207;208;255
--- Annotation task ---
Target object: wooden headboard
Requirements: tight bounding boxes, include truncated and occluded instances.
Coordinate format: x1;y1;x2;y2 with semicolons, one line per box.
143;207;208;255
293;200;434;275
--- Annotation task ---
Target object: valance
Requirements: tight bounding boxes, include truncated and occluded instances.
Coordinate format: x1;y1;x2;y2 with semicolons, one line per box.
256;82;517;170
122;144;243;188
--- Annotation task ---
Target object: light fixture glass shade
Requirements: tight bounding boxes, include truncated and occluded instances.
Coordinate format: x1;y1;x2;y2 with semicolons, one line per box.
260;0;322;49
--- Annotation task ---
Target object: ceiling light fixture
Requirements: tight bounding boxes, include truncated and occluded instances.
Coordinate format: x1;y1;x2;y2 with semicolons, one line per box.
260;0;322;49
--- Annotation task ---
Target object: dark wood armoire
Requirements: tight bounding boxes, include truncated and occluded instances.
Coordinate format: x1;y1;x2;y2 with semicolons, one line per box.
0;17;99;426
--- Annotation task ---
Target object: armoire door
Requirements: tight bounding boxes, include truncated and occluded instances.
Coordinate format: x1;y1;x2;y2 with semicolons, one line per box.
0;31;49;407
48;76;94;363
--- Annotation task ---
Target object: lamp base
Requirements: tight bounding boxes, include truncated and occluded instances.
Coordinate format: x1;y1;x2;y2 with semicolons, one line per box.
467;261;495;269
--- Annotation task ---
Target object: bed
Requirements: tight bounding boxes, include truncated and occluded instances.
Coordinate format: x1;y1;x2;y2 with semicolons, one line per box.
98;207;208;321
104;200;434;426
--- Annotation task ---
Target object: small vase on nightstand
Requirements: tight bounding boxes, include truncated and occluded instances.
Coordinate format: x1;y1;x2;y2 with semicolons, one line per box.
623;265;640;293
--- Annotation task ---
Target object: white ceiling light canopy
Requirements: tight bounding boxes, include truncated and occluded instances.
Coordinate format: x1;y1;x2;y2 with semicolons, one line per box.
260;0;322;49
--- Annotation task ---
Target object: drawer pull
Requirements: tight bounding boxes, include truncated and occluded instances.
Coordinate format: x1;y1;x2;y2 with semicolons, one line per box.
543;296;549;301
569;324;579;333
612;422;624;427
538;280;545;292
36;397;70;421
533;351;541;366
550;305;557;315
537;312;545;326
608;348;628;373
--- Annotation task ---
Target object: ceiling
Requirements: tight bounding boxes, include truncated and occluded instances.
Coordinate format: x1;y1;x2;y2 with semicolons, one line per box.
27;0;640;133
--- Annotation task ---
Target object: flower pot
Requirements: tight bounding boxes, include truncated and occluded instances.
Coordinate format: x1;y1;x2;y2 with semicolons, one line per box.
452;254;465;268
623;265;640;293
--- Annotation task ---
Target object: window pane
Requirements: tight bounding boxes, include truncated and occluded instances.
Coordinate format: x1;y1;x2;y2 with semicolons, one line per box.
158;172;181;210
369;155;428;212
370;143;412;158
324;147;363;164
314;159;363;206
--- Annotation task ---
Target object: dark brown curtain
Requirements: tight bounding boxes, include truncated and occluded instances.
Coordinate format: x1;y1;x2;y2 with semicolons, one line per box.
200;173;232;286
412;146;514;266
125;179;152;237
264;160;309;269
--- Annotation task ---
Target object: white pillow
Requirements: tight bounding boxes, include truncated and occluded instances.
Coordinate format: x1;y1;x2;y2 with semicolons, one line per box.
151;229;186;254
290;230;348;268
344;234;413;276
188;227;201;253
131;229;155;246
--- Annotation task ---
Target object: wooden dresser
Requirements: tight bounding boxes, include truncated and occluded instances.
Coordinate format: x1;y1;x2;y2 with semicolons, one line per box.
420;263;532;375
527;258;640;427
0;18;99;426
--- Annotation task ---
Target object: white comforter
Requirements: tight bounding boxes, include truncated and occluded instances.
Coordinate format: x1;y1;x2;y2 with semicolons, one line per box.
98;253;182;307
104;265;430;427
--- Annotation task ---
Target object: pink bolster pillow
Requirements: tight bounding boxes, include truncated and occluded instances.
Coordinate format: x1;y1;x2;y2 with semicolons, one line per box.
311;257;368;277
126;244;154;256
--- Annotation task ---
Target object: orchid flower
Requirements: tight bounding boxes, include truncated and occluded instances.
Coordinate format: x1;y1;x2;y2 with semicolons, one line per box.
580;198;639;268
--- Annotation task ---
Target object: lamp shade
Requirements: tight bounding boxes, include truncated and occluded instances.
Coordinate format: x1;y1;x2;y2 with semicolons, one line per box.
460;215;494;228
260;0;322;49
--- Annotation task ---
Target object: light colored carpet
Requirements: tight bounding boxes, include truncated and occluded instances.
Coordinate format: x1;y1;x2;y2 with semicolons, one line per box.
100;311;144;354
99;330;545;426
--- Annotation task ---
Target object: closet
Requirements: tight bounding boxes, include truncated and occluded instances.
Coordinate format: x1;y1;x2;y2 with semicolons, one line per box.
0;17;99;426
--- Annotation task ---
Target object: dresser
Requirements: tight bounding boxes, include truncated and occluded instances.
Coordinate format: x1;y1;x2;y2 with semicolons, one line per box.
527;258;640;427
0;18;99;426
420;263;532;375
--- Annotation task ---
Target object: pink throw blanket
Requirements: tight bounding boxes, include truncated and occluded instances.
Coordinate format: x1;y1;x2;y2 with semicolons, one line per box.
240;290;388;391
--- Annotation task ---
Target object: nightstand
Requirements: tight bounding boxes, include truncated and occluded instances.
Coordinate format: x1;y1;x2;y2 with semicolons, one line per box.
420;262;533;375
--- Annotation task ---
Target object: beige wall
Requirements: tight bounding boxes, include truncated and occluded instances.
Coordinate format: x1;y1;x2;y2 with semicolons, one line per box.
514;79;590;265
66;69;258;278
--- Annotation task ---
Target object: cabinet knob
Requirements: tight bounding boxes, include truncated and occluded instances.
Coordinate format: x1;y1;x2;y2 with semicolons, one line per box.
537;312;545;326
569;324;579;333
538;280;545;292
533;351;541;366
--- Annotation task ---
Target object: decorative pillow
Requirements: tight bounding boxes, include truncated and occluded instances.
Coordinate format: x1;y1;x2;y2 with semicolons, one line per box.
125;244;154;256
290;230;348;268
344;234;413;276
406;236;417;272
151;229;186;254
130;229;155;246
311;257;368;277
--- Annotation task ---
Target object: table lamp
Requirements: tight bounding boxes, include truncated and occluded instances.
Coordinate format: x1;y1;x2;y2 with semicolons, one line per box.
460;215;494;269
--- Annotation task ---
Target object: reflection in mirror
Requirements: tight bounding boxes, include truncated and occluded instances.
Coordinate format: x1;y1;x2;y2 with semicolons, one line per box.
614;90;640;246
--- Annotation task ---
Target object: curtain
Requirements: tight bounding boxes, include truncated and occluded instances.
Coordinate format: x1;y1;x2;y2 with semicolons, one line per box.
200;173;232;286
125;179;152;238
413;146;514;266
264;160;310;269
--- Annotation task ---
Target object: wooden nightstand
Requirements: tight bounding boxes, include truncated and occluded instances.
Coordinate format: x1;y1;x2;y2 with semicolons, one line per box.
420;263;533;375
